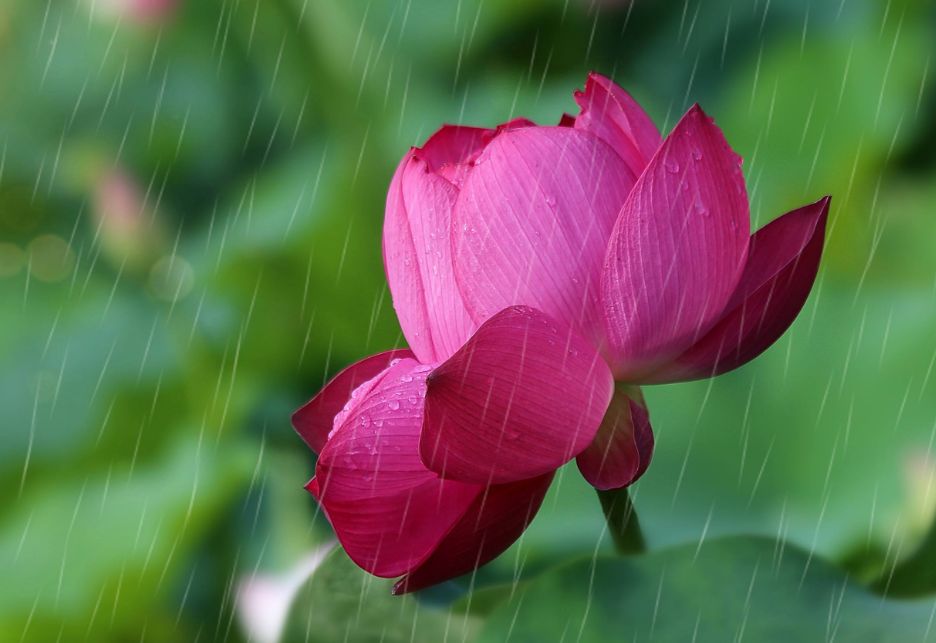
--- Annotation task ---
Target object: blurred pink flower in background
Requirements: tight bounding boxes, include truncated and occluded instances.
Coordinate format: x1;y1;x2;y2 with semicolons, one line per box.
294;72;830;592
90;0;181;25
92;168;166;269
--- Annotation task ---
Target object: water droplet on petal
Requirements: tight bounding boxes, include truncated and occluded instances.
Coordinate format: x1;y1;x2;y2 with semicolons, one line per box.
664;158;680;173
694;200;708;216
691;147;703;160
388;400;400;411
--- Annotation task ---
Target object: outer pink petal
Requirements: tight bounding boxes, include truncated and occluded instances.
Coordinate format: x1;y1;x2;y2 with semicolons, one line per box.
312;358;482;578
291;349;414;454
573;72;662;178
384;154;477;363
575;386;654;490
601;104;751;381
643;196;831;383
392;471;555;595
419;306;615;485
452;126;636;346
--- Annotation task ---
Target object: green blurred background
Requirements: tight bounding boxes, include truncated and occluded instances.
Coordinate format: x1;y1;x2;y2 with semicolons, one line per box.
1;0;935;640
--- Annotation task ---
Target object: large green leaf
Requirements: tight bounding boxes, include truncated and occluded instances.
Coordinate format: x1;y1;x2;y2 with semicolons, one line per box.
477;536;936;642
875;519;936;598
283;547;480;643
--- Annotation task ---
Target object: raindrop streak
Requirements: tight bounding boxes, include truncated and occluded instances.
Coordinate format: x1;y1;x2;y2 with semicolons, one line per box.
692;504;715;563
19;383;41;499
874;14;903;129
721;8;731;69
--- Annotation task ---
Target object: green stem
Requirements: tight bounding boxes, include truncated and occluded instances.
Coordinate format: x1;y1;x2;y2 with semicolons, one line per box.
596;487;645;555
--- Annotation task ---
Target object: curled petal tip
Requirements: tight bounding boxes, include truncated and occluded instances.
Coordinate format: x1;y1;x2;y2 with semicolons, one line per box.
304;478;320;500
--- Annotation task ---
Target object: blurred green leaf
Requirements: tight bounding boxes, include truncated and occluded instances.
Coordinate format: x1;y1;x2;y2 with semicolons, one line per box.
283;546;479;643
477;536;936;642
874;518;936;598
0;432;253;642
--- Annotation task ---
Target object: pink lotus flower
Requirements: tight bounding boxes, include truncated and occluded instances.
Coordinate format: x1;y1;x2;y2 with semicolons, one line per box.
293;72;829;593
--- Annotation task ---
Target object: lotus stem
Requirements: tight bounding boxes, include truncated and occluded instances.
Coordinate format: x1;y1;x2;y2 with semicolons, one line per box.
596;487;645;555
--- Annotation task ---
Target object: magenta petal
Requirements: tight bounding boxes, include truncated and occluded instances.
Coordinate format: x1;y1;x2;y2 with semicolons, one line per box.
313;358;482;578
601;104;751;380
384;153;477;363
419;124;494;171
645;197;831;383
452;126;635;346
312;478;481;578
573;72;661;178
420;306;615;485
392;471;554;594
292;349;415;454
631;402;654;483
317;358;437;502
575;386;653;490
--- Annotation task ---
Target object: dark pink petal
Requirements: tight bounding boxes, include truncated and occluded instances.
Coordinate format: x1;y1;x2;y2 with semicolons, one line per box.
724;196;831;310
292;349;414;454
631;402;655;482
419;124;494;171
575;386;654;490
573;72;661;178
491;117;537;134
384;154;477;363
644;197;831;383
601;104;751;381
313;358;482;578
452;126;635;346
420;306;615;485
392;471;554;594
310;478;481;578
558;113;576;127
